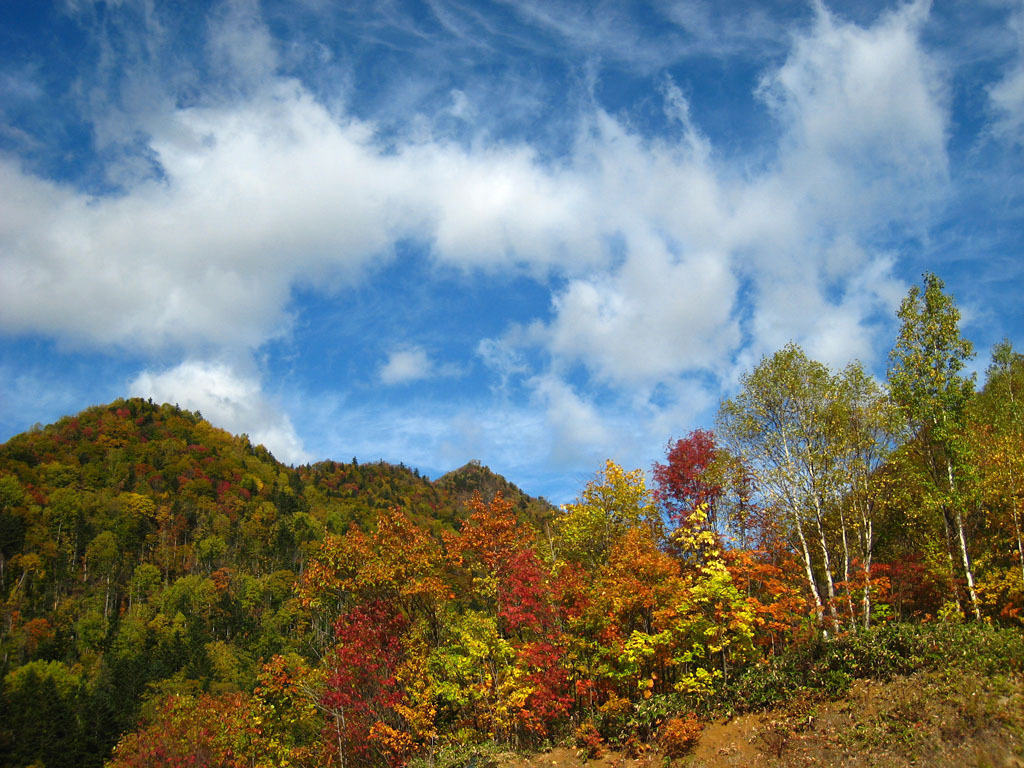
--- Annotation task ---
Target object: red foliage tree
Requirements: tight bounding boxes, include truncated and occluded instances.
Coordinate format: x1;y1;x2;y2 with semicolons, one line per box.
321;599;411;767
653;430;723;531
498;548;557;637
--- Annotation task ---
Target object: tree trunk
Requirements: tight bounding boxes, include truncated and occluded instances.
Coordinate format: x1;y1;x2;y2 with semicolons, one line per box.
781;433;825;629
860;505;873;629
334;711;347;768
946;457;981;620
811;495;839;629
953;506;981;620
940;510;964;615
793;513;824;628
837;503;857;630
1013;501;1024;590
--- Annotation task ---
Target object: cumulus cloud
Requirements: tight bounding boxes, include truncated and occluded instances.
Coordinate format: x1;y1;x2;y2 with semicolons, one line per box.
128;359;310;465
508;2;944;401
544;238;739;384
723;0;945;364
1;2;944;365
528;374;612;467
755;0;946;216
0;80;598;350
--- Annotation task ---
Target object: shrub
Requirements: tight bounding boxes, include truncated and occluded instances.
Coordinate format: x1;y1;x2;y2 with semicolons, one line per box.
719;621;1024;717
407;741;504;768
573;720;604;759
626;692;684;742
659;714;703;758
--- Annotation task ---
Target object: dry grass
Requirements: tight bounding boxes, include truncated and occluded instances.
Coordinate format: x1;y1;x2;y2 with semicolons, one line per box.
495;670;1024;768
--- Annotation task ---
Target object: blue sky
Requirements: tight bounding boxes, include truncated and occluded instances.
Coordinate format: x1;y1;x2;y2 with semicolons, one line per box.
2;0;1023;502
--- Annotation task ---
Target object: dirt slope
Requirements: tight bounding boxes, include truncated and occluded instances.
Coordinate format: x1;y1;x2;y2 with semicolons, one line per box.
499;669;1024;768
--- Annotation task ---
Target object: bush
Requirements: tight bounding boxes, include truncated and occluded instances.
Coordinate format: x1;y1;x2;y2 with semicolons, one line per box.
573;720;604;759
716;621;1024;717
626;692;684;742
407;741;504;768
659;714;702;759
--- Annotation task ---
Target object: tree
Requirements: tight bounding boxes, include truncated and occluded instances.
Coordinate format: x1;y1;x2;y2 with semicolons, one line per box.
653;430;723;534
969;340;1024;618
444;492;572;741
717;344;884;630
556;460;661;570
321;600;412;768
887;273;979;619
835;361;895;628
85;530;120;619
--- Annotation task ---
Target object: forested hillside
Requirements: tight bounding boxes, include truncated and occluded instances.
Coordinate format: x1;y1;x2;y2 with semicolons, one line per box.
1;274;1022;768
0;400;552;766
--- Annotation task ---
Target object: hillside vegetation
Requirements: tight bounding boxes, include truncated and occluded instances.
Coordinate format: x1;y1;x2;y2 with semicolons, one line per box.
1;273;1022;767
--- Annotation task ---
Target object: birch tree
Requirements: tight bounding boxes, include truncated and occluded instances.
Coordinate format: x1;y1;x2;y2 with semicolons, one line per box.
718;344;845;630
836;362;894;628
887;273;980;620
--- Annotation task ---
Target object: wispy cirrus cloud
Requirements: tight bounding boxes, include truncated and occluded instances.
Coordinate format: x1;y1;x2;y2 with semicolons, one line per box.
988;6;1024;145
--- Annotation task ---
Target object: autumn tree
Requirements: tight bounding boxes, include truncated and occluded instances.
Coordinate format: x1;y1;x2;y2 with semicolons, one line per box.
653;430;722;533
718;345;837;628
968;341;1024;619
836;361;895;627
445;492;572;741
717;344;892;631
556;460;661;570
321;600;414;768
887;273;980;619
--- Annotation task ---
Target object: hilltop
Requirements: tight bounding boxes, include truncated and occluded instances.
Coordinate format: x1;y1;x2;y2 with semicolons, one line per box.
437;459;558;526
0;398;552;767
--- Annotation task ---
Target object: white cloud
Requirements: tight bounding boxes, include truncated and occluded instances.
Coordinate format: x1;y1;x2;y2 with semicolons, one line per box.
756;0;946;210
989;8;1024;143
528;374;612;467
476;337;529;393
0;2;946;376
379;346;433;385
128;359;310;465
377;344;466;385
207;0;279;87
990;67;1024;140
545;238;739;385
723;0;946;368
0;79;597;350
0;0;958;480
492;1;948;464
504;1;946;402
